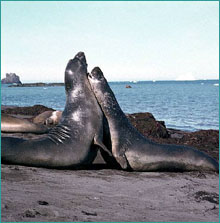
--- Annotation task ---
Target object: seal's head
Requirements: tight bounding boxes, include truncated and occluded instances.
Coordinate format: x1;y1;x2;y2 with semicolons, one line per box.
65;52;88;92
88;67;108;98
88;67;116;112
88;67;105;83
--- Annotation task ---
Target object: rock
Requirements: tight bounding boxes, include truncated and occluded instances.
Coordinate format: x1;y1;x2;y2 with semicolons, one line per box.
1;105;55;116
194;191;219;204
170;132;184;139
1;73;22;84
125;85;132;88
127;112;169;138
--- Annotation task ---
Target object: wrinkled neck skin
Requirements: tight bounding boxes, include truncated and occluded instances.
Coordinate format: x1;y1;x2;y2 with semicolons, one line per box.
91;78;128;126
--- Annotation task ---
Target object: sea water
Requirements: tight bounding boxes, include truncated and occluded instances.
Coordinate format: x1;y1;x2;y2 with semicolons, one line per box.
1;80;219;132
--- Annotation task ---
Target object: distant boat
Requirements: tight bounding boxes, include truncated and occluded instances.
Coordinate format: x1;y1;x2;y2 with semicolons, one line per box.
213;83;219;86
132;80;138;83
152;80;156;82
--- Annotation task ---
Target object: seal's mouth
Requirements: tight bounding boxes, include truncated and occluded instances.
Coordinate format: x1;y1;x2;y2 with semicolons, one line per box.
87;73;93;79
67;52;87;68
90;67;104;81
75;52;87;66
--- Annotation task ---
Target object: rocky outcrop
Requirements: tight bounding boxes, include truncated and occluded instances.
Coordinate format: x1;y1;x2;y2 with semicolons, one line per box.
8;83;64;87
1;105;54;116
1;73;22;84
127;112;169;138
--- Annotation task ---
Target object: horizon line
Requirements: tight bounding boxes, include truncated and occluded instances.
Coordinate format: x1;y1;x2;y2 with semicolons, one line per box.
3;78;219;84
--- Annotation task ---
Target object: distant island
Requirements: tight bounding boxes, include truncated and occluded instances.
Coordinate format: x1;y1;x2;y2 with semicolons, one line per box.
1;73;64;87
1;73;22;84
8;83;64;87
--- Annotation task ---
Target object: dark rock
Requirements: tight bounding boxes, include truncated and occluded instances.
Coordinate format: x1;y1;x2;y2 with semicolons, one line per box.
194;191;219;204
38;200;49;205
125;85;132;88
127;112;169;138
81;210;97;216
23;209;41;218
1;105;55;116
1;73;22;84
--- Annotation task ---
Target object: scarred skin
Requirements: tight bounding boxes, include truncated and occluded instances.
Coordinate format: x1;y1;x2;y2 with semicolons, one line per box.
88;67;219;172
1;52;108;168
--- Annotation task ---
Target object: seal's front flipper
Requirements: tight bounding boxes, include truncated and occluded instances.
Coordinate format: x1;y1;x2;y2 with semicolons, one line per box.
115;154;129;170
93;136;112;157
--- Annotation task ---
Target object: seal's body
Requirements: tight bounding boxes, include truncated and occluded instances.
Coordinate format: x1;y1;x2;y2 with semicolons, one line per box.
1;53;107;168
1;114;48;133
88;67;219;172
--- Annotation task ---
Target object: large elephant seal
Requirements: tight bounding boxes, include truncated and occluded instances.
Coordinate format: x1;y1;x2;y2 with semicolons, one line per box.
88;67;219;172
1;52;109;168
1;114;48;133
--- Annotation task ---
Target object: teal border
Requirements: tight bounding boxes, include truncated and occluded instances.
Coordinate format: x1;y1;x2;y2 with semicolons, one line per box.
0;1;219;223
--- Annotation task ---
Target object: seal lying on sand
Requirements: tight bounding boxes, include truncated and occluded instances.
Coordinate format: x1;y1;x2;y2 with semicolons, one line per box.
1;114;48;134
1;52;109;168
2;110;62;134
88;67;219;172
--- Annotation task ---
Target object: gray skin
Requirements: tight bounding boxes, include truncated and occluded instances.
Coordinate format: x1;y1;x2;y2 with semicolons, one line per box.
88;67;219;172
33;110;63;126
1;52;109;168
1;114;49;133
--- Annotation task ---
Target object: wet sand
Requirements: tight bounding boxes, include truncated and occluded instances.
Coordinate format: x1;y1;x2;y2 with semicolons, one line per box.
1;163;219;222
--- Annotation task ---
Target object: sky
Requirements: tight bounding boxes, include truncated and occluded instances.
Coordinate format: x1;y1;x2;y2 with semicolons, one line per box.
1;1;219;82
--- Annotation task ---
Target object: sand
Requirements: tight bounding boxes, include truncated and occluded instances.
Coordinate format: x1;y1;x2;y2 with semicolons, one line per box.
1;163;219;222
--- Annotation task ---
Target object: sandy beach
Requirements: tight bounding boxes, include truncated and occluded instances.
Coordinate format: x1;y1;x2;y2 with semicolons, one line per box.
1;163;219;222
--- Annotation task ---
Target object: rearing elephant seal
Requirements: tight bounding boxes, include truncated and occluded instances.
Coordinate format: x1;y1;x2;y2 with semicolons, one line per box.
88;67;219;172
1;52;109;168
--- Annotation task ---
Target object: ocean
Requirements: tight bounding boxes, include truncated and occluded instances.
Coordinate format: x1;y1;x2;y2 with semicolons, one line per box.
1;80;219;132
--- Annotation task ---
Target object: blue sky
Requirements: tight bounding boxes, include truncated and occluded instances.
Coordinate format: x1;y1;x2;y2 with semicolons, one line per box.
1;1;219;82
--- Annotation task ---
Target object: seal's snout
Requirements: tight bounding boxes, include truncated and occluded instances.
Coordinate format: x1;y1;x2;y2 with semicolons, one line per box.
75;52;87;65
91;67;104;80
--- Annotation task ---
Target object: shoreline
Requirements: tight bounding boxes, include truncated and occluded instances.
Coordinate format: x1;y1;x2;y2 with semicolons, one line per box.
1;104;219;161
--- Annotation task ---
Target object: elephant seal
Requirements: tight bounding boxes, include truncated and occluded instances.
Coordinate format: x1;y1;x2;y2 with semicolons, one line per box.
33;110;62;125
88;67;219;172
1;52;109;168
1;114;48;133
